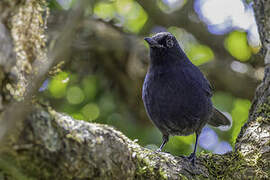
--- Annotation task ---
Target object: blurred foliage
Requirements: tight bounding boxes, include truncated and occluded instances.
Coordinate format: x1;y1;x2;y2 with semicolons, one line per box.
168;26;214;66
212;92;235;112
93;2;115;19
225;31;252;61
157;0;187;13
93;0;148;33
48;72;69;98
44;0;255;156
187;44;214;66
230;99;251;145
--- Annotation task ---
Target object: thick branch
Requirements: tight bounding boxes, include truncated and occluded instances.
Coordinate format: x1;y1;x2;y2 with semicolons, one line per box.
1;107;209;179
235;0;270;174
0;104;268;179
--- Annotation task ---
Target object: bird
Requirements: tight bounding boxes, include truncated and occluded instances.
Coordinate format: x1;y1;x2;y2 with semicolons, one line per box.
142;32;231;165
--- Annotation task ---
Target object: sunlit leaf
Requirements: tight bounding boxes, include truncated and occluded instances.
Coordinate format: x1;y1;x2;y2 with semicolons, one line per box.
230;98;251;145
59;104;78;114
115;0;148;33
71;113;85;120
168;26;185;38
166;135;194;155
94;2;115;20
82;76;98;100
175;134;195;145
81;103;100;121
212;92;235;112
187;44;214;66
48;72;69;98
66;86;85;105
48;0;63;10
168;26;198;52
225;31;252;61
157;0;187;14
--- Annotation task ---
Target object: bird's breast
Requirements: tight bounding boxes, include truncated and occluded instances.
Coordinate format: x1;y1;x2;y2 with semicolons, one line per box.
142;68;212;135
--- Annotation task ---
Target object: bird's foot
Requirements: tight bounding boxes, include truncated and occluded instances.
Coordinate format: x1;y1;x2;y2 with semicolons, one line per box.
187;152;196;166
155;148;171;154
155;148;162;153
178;154;196;165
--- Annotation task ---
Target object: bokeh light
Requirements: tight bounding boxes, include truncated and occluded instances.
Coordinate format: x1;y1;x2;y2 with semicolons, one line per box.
82;76;98;101
93;0;148;33
66;86;85;105
48;72;69;98
225;31;252;61
81;103;100;121
230;99;251;145
214;141;232;154
230;61;248;74
194;0;260;53
199;126;218;151
168;26;214;66
157;0;186;13
187;44;214;66
56;0;73;10
93;2;115;20
39;79;49;92
71;113;85;120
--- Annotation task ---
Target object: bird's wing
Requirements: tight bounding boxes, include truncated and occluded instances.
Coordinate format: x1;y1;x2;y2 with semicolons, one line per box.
182;66;213;97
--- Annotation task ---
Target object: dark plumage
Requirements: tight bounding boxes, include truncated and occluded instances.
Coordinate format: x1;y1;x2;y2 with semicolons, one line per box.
142;32;231;164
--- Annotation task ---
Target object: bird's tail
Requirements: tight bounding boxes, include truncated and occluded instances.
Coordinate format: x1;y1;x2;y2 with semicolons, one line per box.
208;107;231;128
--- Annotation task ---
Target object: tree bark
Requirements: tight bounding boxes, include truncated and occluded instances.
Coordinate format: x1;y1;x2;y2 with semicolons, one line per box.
0;0;269;179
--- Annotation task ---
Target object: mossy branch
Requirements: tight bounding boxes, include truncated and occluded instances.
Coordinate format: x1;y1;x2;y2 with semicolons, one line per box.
0;104;268;179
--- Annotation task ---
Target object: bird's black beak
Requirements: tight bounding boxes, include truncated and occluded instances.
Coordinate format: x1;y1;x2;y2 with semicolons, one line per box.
144;37;164;48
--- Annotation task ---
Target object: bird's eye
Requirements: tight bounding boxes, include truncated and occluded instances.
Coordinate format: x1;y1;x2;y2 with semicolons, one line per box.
166;37;174;48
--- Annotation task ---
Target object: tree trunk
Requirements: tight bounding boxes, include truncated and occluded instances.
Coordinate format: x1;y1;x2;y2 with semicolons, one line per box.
0;0;269;179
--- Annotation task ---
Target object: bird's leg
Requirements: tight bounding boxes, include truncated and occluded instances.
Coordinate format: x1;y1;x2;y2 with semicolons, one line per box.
156;134;169;152
188;133;199;165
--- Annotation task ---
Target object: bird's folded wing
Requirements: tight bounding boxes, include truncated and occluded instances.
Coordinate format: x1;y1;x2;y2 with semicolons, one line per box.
182;66;213;97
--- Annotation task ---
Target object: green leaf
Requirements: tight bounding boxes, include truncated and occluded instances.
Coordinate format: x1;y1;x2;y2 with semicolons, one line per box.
225;31;252;61
187;44;214;66
81;103;100;121
66;86;85;105
230;98;251;145
48;0;63;10
212;92;235;112
49;72;69;98
94;2;115;20
115;0;148;33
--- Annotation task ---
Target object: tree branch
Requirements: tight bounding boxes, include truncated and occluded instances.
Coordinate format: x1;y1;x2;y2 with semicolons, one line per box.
0;102;268;179
1;106;209;179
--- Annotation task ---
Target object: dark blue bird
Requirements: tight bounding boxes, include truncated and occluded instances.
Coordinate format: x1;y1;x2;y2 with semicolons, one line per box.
142;32;231;164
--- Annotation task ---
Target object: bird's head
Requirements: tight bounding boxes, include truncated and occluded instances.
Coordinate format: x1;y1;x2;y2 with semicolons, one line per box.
144;32;176;49
144;32;186;65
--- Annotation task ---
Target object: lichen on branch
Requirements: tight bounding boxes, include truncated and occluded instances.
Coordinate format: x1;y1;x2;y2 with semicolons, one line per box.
9;0;48;99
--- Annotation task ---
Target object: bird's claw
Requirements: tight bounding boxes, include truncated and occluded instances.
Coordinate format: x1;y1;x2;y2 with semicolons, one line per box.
155;148;162;153
187;153;196;166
